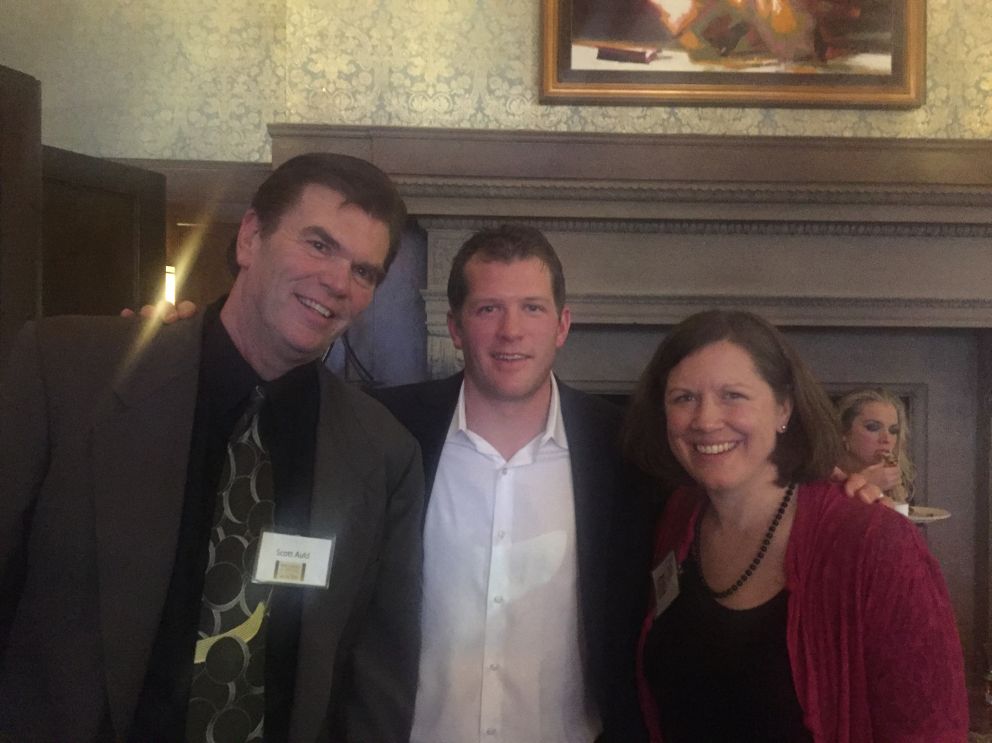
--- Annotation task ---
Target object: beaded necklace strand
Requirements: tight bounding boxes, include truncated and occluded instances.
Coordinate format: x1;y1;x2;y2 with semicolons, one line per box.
692;481;797;600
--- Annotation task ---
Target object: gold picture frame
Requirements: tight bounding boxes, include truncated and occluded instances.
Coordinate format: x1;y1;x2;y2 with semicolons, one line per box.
541;0;925;108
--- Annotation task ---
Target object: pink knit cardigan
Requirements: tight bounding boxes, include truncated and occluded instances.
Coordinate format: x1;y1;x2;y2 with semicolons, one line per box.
637;480;968;742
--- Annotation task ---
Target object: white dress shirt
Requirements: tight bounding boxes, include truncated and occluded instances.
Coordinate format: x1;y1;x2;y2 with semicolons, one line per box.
411;378;600;743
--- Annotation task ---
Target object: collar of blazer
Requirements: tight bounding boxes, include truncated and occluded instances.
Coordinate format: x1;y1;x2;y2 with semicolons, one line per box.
109;314;207;409
294;369;408;741
92;314;207;735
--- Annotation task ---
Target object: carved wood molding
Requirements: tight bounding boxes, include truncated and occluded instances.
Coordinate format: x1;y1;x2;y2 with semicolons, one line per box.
270;125;992;224
403;178;992;210
420;215;992;238
270;125;992;188
424;291;992;331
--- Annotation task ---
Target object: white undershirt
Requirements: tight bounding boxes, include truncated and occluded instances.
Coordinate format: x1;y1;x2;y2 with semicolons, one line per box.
410;377;600;743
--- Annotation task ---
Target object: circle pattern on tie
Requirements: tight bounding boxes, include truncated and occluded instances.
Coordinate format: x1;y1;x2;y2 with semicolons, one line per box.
187;390;275;743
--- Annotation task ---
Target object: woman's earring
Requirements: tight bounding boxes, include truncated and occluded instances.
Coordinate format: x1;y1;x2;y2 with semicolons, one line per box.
778;423;787;434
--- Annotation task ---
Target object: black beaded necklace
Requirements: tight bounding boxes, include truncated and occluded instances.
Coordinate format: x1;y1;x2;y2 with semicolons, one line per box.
692;482;797;600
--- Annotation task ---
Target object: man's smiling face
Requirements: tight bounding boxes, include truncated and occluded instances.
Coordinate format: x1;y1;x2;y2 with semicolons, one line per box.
448;256;571;406
232;183;389;377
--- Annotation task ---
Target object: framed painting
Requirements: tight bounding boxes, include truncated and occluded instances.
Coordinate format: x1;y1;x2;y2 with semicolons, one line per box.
541;0;925;107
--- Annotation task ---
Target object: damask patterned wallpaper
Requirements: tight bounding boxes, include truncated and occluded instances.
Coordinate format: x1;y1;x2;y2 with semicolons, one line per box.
0;0;988;162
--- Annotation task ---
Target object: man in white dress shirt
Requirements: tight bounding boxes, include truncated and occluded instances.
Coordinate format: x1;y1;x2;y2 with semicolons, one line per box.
373;225;648;743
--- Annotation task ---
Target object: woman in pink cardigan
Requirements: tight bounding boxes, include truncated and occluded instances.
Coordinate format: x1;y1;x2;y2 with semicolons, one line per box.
621;310;966;742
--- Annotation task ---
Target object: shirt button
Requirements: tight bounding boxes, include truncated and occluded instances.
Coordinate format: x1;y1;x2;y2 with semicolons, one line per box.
497;530;506;540
493;595;504;604
489;662;500;671
486;729;497;736
501;467;508;475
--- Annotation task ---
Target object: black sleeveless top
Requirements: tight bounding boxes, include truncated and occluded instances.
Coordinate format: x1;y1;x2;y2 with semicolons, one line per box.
643;557;813;742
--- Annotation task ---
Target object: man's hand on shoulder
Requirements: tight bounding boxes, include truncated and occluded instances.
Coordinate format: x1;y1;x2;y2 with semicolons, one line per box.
830;467;895;508
120;300;199;323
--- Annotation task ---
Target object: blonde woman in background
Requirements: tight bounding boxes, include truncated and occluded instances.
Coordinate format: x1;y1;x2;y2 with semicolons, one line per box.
836;387;916;505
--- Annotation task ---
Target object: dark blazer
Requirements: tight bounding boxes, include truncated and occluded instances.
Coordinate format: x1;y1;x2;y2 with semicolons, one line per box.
0;314;425;743
371;373;652;741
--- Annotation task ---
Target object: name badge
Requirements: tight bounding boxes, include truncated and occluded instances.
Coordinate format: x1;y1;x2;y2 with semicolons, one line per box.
252;532;335;588
651;551;680;617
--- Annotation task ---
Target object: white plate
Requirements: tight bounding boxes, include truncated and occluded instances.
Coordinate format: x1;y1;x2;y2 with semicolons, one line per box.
907;506;951;524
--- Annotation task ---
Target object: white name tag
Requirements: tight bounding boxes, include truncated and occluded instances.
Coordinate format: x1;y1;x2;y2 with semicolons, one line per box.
651;551;680;617
252;532;335;588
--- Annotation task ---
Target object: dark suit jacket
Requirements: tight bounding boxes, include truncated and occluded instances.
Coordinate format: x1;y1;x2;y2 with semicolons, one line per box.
371;373;652;741
0;314;424;743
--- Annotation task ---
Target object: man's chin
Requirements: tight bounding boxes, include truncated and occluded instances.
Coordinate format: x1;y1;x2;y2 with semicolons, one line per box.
283;330;344;365
485;379;550;405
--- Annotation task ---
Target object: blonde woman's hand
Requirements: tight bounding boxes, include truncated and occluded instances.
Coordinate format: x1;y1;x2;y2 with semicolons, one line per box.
859;461;903;493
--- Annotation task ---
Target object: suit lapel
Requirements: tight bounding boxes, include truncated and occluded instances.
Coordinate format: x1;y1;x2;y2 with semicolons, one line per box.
291;372;380;742
412;374;460;497
368;373;460;499
90;318;203;735
559;382;617;669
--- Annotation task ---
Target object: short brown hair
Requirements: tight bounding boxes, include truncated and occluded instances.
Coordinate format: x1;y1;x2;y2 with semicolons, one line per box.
447;224;566;316
251;152;408;276
622;310;843;488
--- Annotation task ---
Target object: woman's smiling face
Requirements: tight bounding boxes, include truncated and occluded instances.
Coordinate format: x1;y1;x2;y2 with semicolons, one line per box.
664;340;792;497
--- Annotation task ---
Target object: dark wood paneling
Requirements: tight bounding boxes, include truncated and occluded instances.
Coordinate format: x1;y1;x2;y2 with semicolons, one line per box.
42;147;166;315
115;159;271;307
978;331;992;680
0;66;42;366
42;179;135;315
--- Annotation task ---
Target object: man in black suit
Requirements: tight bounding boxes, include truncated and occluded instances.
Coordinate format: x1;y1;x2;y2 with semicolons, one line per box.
0;153;424;742
373;224;649;742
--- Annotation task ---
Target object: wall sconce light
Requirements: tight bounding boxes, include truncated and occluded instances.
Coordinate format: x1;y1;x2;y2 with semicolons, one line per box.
165;265;176;304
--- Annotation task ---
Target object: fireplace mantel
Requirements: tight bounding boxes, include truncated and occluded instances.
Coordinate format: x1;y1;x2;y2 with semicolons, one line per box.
269;125;992;680
272;125;992;336
270;124;992;216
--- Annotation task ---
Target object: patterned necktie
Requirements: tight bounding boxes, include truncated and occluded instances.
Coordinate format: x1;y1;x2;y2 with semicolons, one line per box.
186;386;275;743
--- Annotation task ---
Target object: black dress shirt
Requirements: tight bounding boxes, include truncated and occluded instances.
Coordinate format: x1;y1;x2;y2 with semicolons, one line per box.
130;302;319;741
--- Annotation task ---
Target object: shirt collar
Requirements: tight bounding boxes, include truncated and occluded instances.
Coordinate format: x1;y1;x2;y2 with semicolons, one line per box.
447;375;569;451
201;299;261;419
203;296;320;421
